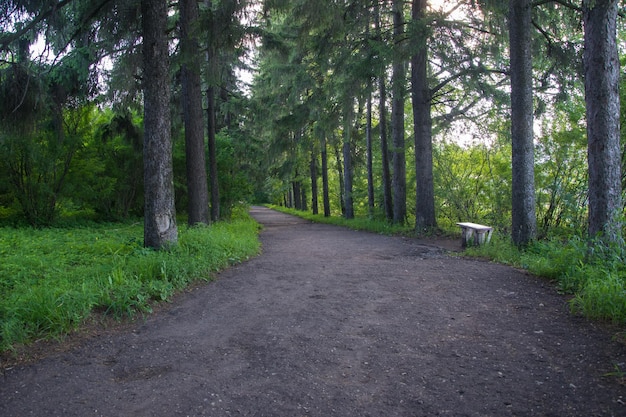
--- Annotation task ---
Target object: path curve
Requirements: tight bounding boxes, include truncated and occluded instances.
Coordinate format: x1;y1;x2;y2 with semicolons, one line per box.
1;206;625;416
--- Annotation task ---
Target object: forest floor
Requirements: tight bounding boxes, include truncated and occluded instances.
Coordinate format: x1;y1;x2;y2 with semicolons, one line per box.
2;206;626;416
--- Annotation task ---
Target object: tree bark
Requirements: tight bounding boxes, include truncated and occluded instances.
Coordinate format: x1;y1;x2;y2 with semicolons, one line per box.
206;0;220;222
321;132;331;217
310;147;319;215
333;140;346;216
142;0;178;248
343;97;355;219
391;0;406;225
366;87;375;218
509;0;537;246
583;0;622;243
374;1;393;222
411;0;436;231
180;0;209;226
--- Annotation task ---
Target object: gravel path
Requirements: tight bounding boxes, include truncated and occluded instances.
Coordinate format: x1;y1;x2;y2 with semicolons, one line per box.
1;206;625;416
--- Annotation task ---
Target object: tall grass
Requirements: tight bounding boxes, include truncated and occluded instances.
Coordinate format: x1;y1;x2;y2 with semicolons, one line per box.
0;208;260;352
466;234;626;324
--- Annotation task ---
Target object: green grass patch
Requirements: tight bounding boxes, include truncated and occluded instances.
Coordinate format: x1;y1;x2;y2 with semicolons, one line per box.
0;208;261;352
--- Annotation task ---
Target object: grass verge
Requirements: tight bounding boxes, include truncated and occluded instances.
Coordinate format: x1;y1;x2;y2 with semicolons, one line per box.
0;207;260;352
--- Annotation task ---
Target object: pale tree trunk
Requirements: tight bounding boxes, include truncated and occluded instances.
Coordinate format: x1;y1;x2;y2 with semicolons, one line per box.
180;0;209;225
142;0;178;248
411;0;436;232
583;0;622;243
391;0;406;225
509;0;537;246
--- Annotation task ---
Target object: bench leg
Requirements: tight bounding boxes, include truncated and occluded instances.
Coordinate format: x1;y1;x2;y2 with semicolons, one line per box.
461;228;474;247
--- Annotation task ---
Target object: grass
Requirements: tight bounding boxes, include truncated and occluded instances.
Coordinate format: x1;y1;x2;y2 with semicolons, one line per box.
0;207;261;352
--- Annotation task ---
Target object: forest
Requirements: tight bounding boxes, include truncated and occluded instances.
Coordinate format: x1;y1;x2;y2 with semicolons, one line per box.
1;1;626;348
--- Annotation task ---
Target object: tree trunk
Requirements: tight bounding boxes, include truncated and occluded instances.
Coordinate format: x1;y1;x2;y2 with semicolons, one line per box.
509;0;537;246
343;97;355;219
366;86;375;218
375;1;393;222
293;180;301;210
310;147;319;215
180;0;209;226
333;140;346;216
411;0;436;232
142;0;178;248
584;0;622;243
391;0;406;225
206;0;219;222
321;132;331;217
300;183;307;211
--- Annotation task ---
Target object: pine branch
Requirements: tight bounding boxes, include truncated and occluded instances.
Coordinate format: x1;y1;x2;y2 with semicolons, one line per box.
0;0;76;51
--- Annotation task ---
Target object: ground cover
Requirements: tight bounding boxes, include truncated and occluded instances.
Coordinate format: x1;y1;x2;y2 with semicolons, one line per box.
0;208;260;352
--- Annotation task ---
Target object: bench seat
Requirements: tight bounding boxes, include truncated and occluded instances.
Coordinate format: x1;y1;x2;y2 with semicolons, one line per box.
456;222;493;247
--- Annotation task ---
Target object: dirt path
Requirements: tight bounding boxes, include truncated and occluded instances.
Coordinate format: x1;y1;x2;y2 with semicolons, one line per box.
2;206;626;416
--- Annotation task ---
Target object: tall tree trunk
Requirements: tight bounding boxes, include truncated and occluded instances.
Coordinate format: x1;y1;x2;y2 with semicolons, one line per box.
206;0;219;222
321;132;331;217
293;179;301;210
411;0;436;232
584;0;622;243
375;1;393;222
301;183;307;211
509;0;537;246
391;0;406;225
142;0;178;248
366;86;375;218
180;0;209;226
333;140;346;216
310;147;319;215
343;97;355;219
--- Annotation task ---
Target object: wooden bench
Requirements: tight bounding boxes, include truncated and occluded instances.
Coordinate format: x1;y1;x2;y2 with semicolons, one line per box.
456;222;493;247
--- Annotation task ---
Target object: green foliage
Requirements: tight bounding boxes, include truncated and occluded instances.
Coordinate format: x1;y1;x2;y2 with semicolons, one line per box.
217;131;255;216
0;210;260;352
433;140;512;230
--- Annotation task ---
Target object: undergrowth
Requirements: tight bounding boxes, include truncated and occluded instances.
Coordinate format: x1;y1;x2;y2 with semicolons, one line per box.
0;207;261;352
